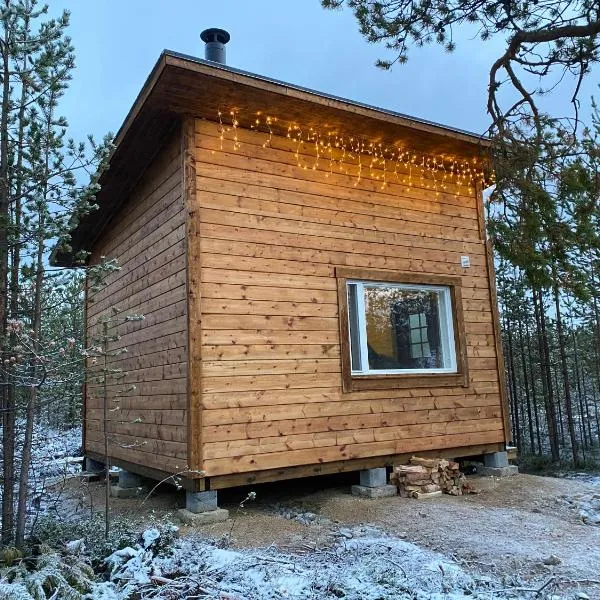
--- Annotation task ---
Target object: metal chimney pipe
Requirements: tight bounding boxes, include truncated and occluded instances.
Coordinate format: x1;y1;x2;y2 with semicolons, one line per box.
200;28;230;64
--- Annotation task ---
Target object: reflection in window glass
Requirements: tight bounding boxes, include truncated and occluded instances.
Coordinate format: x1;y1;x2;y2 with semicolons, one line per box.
347;283;362;371
347;281;456;374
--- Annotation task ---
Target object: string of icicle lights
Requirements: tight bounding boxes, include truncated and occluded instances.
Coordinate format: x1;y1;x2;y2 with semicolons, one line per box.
216;110;494;197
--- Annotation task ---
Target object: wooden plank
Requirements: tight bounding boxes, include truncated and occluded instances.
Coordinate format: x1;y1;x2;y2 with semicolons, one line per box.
202;393;502;425
200;329;340;345
91;317;186;352
88;269;187;321
201;344;340;361
202;236;488;273
195;119;480;203
89;299;187;339
200;372;342;393
88;408;186;426
199;385;494;410
202;298;338;318
195;137;477;213
86;430;187;459
104;331;186;361
199;205;481;245
85;129;189;479
202;430;506;476
195;182;480;239
92;153;182;257
203;419;504;459
86;394;187;411
202;283;338;303
184;116;201;473
194;163;475;226
203;405;503;443
85;441;187;474
87;419;186;443
84;450;205;489
87;378;187;397
207;443;503;489
92;362;186;385
202;314;337;331
200;220;486;260
89;228;186;306
93;175;184;268
201;267;337;290
88;248;186;315
202;250;488;281
202;358;340;377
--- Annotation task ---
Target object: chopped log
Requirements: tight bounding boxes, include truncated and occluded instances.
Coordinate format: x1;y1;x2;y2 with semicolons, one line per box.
395;465;429;474
421;483;441;494
411;490;443;499
409;456;440;468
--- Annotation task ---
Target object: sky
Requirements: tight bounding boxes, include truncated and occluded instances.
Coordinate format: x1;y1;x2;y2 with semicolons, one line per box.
49;0;597;147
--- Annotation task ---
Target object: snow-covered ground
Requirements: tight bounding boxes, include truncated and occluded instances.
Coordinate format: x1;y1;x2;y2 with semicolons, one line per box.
31;425;82;480
2;431;599;599
557;472;600;525
92;526;550;600
0;423;82;483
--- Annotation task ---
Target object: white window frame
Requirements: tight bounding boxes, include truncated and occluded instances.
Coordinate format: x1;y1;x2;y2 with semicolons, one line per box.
348;280;458;376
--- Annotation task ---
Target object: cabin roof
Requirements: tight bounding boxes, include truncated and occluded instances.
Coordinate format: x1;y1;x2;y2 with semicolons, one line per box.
52;50;491;267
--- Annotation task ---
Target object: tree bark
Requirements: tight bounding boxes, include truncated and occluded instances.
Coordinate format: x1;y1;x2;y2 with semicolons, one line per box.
552;276;579;464
518;314;535;453
534;288;560;460
0;7;14;544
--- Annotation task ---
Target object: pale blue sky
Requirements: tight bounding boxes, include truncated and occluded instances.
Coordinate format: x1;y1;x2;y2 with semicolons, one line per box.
50;1;596;145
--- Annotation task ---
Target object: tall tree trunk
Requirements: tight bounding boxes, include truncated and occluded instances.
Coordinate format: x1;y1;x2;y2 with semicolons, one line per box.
525;319;543;453
518;315;535;453
571;328;589;450
534;288;560;460
591;383;600;447
505;316;521;450
554;366;566;446
15;209;44;548
552;276;579;464
0;10;14;544
102;319;111;540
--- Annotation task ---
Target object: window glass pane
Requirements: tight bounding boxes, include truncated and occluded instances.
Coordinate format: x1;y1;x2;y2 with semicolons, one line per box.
347;283;362;371
363;285;452;371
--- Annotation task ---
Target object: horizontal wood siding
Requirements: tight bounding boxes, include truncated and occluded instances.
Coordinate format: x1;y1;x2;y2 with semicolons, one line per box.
85;129;188;474
195;118;505;477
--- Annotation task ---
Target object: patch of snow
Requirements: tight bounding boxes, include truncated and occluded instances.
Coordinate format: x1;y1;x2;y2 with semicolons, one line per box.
557;472;600;487
66;538;86;554
85;582;121;600
94;526;550;600
561;493;600;525
141;528;160;548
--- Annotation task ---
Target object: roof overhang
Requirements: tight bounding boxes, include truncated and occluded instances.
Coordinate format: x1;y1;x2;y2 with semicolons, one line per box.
52;51;491;267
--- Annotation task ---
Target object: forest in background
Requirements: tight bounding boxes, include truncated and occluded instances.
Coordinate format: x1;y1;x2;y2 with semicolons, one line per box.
492;109;600;467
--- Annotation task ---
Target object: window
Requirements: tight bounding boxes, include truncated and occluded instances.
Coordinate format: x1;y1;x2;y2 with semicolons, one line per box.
337;268;468;391
347;280;456;374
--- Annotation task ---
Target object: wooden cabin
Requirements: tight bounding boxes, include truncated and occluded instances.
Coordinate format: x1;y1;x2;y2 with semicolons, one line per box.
52;44;511;493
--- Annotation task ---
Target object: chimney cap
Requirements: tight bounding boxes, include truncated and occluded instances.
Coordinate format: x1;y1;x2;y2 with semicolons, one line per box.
200;28;230;45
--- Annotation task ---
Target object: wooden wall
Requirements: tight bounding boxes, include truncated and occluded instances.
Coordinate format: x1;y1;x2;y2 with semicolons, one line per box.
194;118;506;478
85;129;188;474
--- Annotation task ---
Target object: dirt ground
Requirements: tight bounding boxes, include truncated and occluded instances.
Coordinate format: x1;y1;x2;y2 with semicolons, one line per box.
68;471;600;595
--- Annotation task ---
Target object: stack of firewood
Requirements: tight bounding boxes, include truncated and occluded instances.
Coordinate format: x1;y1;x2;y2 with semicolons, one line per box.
391;456;475;498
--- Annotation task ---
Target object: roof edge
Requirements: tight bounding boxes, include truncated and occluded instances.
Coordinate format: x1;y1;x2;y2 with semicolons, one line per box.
162;50;491;149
